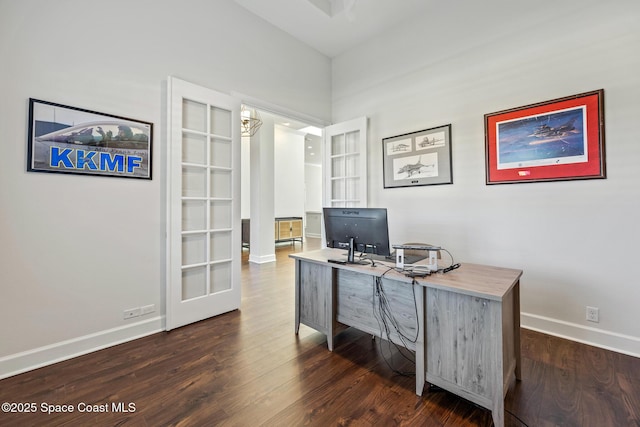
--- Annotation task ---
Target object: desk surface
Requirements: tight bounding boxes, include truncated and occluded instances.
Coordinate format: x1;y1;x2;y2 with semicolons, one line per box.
290;248;522;301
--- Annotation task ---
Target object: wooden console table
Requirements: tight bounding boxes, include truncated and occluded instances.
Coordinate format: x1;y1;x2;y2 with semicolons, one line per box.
241;217;303;249
290;248;522;427
275;217;303;244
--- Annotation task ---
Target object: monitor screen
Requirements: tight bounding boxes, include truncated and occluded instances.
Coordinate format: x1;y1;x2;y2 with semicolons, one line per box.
323;207;391;262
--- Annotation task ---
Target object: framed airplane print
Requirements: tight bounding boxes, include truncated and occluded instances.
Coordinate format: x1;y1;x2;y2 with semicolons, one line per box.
27;98;153;179
484;89;605;184
382;124;452;189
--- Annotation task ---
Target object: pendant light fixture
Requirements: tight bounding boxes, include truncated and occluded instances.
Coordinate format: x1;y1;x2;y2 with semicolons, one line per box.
241;105;263;137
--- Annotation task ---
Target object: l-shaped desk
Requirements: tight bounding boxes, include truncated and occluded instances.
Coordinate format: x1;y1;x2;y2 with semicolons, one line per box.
291;248;522;427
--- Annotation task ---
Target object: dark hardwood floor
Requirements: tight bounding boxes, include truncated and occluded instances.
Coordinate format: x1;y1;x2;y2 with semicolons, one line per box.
1;239;639;426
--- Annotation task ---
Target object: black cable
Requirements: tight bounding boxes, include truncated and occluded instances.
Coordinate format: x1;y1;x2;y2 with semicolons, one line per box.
442;263;460;273
377;278;419;343
468;401;530;427
374;302;415;376
357;251;376;266
505;407;530;427
372;273;420;376
435;247;461;273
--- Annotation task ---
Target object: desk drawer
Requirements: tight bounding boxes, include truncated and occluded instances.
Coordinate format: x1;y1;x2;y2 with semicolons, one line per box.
336;270;417;347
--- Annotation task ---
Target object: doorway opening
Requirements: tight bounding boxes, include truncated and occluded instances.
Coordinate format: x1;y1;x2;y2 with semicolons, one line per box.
240;106;323;263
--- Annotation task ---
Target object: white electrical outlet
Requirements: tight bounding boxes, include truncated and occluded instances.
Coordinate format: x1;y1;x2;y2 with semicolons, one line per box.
586;306;599;323
141;304;156;315
123;308;141;319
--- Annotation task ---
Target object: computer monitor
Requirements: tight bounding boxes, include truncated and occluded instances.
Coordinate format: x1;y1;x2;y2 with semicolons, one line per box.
323;207;391;264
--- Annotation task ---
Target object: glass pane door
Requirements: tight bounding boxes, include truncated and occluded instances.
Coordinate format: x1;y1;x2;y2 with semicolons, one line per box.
167;77;240;330
324;117;368;208
181;102;233;300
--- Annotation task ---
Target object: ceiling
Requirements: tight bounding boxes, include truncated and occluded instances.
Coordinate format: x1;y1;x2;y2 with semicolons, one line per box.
236;0;431;165
233;0;433;58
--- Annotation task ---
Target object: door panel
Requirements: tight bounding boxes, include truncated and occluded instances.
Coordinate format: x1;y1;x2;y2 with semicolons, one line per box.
323;117;368;208
167;77;241;330
321;117;368;248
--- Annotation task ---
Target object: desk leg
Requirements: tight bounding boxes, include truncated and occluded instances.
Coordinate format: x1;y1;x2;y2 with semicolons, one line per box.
294;259;301;335
492;308;505;427
514;280;522;381
491;281;522;427
415;285;425;396
492;400;505;427
327;267;336;351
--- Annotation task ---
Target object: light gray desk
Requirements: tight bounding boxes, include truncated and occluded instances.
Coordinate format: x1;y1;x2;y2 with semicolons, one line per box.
290;248;522;427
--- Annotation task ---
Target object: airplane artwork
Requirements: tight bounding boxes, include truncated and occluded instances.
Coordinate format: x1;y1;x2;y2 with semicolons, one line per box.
383;124;451;188
396;156;434;178
486;89;604;184
528;118;579;145
391;143;410;152
494;106;587;171
418;135;443;147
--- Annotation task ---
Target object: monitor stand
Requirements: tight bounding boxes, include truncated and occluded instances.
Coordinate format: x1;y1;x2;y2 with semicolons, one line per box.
347;237;356;263
328;237;370;266
346;237;370;265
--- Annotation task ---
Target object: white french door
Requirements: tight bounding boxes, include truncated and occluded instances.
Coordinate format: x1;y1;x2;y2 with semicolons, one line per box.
166;77;241;330
323;116;368;208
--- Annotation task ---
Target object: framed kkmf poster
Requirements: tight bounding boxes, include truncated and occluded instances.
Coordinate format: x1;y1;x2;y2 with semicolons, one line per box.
382;124;452;189
27;98;153;179
484;89;605;184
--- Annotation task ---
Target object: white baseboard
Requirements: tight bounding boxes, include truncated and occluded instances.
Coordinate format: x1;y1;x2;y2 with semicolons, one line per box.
0;316;164;380
4;312;636;381
249;253;276;264
521;312;640;358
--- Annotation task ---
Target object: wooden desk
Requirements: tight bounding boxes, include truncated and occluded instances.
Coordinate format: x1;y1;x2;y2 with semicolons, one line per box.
290;248;522;427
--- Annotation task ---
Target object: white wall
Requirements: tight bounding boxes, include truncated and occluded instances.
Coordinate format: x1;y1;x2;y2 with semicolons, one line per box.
241;125;308;219
241;136;251;219
305;164;323;213
332;0;640;356
0;0;330;377
274;126;305;218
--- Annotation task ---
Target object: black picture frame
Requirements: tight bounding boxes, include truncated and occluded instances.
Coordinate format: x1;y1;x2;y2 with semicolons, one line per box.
382;124;453;188
27;98;153;179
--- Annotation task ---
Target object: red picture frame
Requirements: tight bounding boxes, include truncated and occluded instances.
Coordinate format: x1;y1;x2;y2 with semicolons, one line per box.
484;89;605;184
